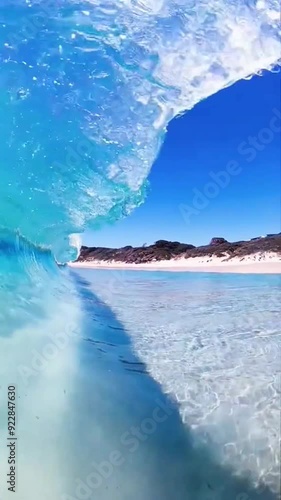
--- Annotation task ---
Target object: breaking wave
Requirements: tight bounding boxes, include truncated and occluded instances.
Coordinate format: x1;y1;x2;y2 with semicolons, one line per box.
0;2;280;499
0;0;280;261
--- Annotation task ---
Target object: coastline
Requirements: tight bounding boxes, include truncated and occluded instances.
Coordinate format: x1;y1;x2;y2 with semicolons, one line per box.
69;252;281;274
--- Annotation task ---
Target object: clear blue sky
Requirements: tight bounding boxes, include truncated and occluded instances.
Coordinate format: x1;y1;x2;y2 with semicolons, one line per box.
83;71;280;248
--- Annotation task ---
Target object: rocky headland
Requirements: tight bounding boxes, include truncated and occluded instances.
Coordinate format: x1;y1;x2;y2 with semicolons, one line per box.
76;233;281;265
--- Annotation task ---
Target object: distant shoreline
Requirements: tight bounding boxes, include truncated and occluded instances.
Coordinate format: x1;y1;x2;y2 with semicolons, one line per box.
69;252;281;274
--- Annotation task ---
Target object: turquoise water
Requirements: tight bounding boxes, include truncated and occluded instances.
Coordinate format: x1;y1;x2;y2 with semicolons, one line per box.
0;1;281;499
0;1;280;261
1;261;280;499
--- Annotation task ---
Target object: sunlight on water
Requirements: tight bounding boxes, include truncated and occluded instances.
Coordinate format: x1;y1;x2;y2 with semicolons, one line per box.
83;269;281;496
0;0;280;498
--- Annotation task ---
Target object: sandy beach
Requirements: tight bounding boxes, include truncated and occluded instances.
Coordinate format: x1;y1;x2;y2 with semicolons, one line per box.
69;252;281;274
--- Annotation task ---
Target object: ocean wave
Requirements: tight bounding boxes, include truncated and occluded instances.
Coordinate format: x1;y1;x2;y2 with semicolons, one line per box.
0;229;70;335
0;0;280;261
0;5;280;497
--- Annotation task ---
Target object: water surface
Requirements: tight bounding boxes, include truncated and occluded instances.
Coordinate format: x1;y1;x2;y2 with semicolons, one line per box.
70;268;281;499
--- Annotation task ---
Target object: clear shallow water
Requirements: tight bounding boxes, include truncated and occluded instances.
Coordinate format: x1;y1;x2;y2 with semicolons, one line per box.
0;1;280;498
73;269;281;498
0;248;280;499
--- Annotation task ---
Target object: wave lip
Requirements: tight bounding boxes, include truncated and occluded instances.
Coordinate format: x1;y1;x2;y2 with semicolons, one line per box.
0;1;280;260
0;230;61;336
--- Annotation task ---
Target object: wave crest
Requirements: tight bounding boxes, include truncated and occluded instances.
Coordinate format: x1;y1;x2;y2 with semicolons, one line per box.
0;0;280;260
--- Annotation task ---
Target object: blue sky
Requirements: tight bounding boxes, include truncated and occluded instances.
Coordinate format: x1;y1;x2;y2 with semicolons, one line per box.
84;71;280;248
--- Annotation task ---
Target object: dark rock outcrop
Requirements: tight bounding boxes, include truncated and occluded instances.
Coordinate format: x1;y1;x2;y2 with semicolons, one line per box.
76;233;281;264
209;237;228;246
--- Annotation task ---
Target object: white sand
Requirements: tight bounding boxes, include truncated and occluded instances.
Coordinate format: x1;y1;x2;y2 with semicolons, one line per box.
69;251;281;274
